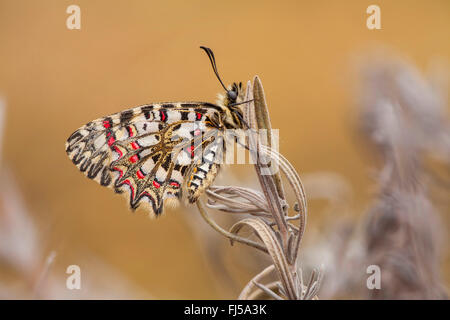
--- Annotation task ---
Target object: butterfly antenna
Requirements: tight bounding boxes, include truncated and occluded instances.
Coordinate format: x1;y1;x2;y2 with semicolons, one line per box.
200;46;228;92
233;109;250;129
229;99;254;107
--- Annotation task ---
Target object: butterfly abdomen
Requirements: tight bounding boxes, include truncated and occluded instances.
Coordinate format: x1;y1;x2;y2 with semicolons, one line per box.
187;163;220;203
186;140;222;203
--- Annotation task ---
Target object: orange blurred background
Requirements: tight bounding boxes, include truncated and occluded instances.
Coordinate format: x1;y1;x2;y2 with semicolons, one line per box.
0;0;448;299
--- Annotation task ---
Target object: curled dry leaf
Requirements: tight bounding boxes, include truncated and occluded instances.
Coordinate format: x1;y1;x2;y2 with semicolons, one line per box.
230;218;297;299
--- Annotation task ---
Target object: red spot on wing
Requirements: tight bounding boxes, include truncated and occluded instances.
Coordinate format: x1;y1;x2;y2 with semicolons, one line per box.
196;112;202;120
127;126;134;137
160;110;167;122
153;180;161;188
107;136;115;146
131;142;140;150
141;191;155;204
113;146;123;158
103;120;111;128
137;170;145;179
123;180;135;200
194;129;201;136
129;155;138;163
113;167;124;180
112;167;136;201
170;181;180;188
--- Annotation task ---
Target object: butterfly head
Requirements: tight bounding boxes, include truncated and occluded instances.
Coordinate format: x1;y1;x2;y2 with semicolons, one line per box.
200;46;247;128
222;82;244;106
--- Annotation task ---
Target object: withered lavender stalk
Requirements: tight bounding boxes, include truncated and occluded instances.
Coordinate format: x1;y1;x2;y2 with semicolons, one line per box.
196;76;322;300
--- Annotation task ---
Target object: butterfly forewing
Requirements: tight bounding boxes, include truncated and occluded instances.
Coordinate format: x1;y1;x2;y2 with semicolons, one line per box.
65;102;224;217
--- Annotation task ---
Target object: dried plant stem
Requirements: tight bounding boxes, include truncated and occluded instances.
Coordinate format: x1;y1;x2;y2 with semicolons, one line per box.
206;189;268;213
252;77;286;203
196;76;321;300
32;251;56;299
230;218;297;299
238;264;275;300
252;281;284;300
260;145;307;262
248;282;282;300
196;200;268;254
248;78;290;250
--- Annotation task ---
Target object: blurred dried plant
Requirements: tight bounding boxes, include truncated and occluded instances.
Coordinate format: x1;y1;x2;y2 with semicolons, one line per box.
358;56;449;299
305;55;449;299
194;77;322;300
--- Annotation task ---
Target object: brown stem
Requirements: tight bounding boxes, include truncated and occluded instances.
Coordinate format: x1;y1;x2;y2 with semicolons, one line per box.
196;200;268;254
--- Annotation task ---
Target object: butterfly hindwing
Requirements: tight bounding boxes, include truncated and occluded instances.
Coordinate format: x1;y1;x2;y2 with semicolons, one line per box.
66;102;224;217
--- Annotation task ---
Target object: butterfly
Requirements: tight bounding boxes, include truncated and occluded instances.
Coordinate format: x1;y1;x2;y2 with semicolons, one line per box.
65;47;250;217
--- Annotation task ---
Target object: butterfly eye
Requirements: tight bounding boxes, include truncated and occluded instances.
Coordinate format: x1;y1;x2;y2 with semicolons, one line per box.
227;90;238;101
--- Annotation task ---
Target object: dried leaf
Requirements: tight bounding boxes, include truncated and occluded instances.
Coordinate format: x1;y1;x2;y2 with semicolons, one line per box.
230;218;297;299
